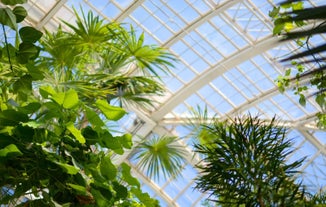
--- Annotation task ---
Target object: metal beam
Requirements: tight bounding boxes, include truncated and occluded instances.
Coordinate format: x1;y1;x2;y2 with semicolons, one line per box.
298;129;326;156
159;114;320;131
115;0;145;22
151;35;281;121
35;0;68;30
162;0;242;48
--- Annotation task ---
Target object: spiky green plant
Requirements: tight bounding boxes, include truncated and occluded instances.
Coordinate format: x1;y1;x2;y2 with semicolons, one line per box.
194;114;307;206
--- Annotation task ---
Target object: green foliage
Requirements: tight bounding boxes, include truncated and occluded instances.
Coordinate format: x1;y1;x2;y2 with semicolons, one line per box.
271;0;326;128
36;8;175;108
194;114;307;206
131;135;188;181
0;4;173;206
1;0;27;5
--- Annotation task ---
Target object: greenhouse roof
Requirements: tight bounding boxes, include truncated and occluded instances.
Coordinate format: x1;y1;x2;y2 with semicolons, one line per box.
20;0;326;206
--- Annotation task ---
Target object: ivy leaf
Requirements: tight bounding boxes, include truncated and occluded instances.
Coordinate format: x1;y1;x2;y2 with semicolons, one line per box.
100;154;117;180
0;8;17;30
0;144;23;157
63;89;79;109
19;26;43;43
54;162;79;175
95;99;126;121
0;0;27;5
12;6;27;23
66;122;86;144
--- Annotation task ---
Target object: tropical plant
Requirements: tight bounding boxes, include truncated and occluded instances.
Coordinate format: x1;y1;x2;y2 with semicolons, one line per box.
130;135;188;181
37;8;175;108
0;1;175;206
270;0;326;128
194;114;307;206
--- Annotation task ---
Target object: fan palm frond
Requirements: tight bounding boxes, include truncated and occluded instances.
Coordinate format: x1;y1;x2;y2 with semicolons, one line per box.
131;135;188;181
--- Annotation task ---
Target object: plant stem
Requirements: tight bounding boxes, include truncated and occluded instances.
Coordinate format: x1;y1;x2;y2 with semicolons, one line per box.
2;24;13;71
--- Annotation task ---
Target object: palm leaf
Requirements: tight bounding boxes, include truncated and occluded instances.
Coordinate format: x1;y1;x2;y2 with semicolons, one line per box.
131;135;188;181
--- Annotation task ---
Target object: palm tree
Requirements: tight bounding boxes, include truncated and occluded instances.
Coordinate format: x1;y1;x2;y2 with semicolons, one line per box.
194;114;307;206
130;135;188;181
37;8;176;108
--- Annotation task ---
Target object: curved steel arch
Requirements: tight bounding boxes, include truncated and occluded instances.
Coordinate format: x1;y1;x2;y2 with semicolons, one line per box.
151;35;281;121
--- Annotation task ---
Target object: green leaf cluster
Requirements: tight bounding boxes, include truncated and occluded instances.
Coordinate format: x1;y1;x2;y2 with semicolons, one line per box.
0;5;173;207
270;0;326;128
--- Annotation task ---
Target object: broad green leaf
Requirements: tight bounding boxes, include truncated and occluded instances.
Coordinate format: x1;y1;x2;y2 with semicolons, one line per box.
0;144;23;157
0;109;29;126
91;188;108;207
100;155;117;180
273;22;284;35
102;135;124;155
131;187;158;207
112;181;128;199
63;89;79;109
121;163;140;187
51;91;65;105
118;133;133;149
1;0;27;5
85;106;105;128
66;122;86;144
1;43;16;59
26;63;44;80
315;94;325;108
17;42;40;63
18;102;41;114
39;86;56;98
66;183;87;195
12;6;27;23
55;161;79;175
0;8;17;30
13;75;32;93
82;126;99;145
19;26;43;43
95;99;126;121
